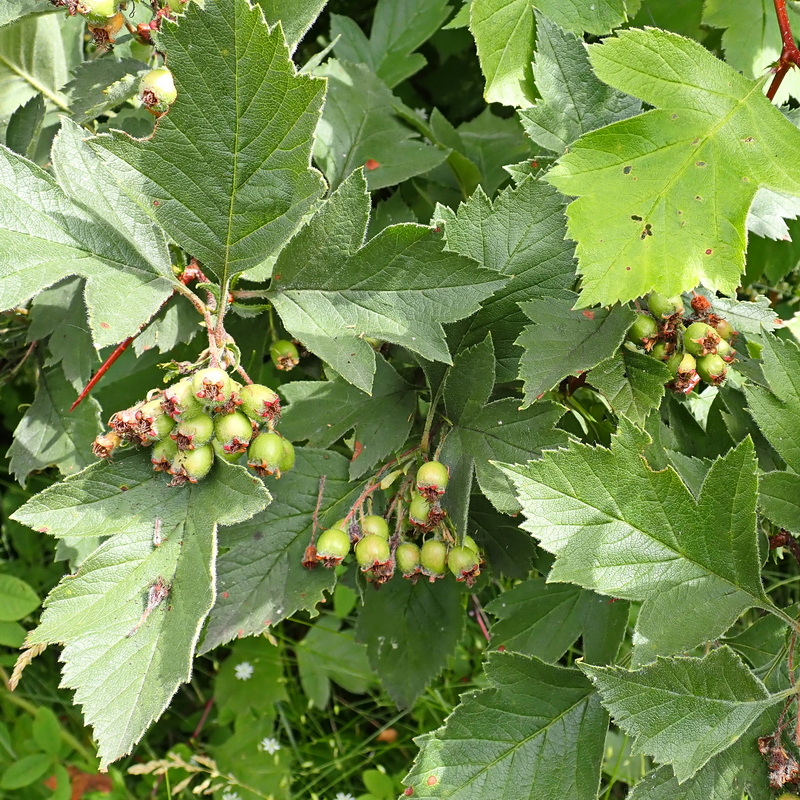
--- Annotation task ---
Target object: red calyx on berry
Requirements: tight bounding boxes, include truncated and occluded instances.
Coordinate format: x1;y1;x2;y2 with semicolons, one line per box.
416;460;449;502
448;545;481;587
315;528;351;568
239;384;282;427
247;431;285;477
168;443;214;486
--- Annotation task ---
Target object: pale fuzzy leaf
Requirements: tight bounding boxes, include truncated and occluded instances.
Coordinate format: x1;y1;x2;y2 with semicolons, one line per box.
11;453;270;767
403;653;607;799
520;13;640;154
313;59;448;191
516;292;635;405
0;0;52;27
469;0;535;107
582;647;777;782
98;0;326;283
268;170;505;393
355;575;464;709
8;365;101;486
201;449;361;651
747;188;800;241
547;29;800;307
280;356;416;479
500;420;771;664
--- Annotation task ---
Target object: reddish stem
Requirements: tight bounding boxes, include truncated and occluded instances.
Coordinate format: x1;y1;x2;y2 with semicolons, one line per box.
768;0;800;100
191;697;214;740
69;336;134;412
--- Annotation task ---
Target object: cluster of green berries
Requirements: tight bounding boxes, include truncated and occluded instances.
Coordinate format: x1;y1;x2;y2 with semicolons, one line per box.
626;292;736;394
92;368;294;487
309;462;483;587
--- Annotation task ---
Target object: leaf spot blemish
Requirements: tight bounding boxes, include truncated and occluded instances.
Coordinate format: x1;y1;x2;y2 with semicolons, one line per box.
427;776;438;786
626;267;631;271
365;158;380;170
222;592;229;599
101;322;110;329
38;526;49;533
404;788;414;797
120;485;129;491
694;195;702;202
582;310;595;320
630;214;642;221
153;200;159;207
743;136;754;143
705;249;713;255
691;138;700;146
623;166;632;174
695;161;706;167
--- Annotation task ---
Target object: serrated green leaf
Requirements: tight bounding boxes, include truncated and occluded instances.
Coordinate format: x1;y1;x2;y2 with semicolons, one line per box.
11;452;270;768
582;647;778;782
8;364;102;486
27;277;97;391
468;494;537;579
313;59;448;191
759;471;800;531
331;0;451;88
547;28;800;307
403;652;607;799
201;449;361;652
280;356;415;479
131;294;199;356
0;119;175;348
0;574;38;621
437;177;576;382
590;348;669;426
535;0;627;35
64;57;148;124
469;0;535;107
703;0;800;106
440;336;568;528
98;0;326;283
746;335;800;471
520;13;640;154
500;420;772;664
5;93;44;157
0;1;51;28
710;294;781;334
516;292;635;405
296;614;374;707
355;575;464;709
268;170;504;394
255;0;328;51
486;577;627;665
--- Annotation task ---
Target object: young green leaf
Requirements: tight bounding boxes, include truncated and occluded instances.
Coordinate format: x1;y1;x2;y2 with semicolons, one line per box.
520;13;641;155
201;449;361;652
535;0;628;35
547;29;800;307
499;420;772;664
98;0;326;283
355;575;464;709
11;452;270;768
268;170;505;394
403;653;607;799
437;176;576;382
313;59;448;191
280;356;416;479
515;292;636;405
581;647;779;782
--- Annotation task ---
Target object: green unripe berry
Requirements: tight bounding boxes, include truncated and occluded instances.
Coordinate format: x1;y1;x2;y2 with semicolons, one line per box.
192;367;232;409
696;354;728;385
396;542;421;576
82;0;119;23
462;534;480;554
137;398;175;444
416;460;448;500
247;431;285;476
448;545;481;584
409;494;432;528
714;318;736;342
214;411;253;453
162;378;203;422
650;342;674;361
270;340;300;371
212;438;243;464
716;338;735;362
315;528;351;566
331;518;349;534
675;352;696;376
279;438;295;473
171;412;214;451
239;384;281;426
151;438;178;472
140;68;177;114
420;540;448;580
169;443;213;485
627;313;658;346
361;515;389;540
355;534;391;570
646;291;683;319
665;350;683;377
684;322;720;356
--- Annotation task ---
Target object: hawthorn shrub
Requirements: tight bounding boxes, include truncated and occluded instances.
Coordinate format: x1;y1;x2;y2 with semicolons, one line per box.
2;0;800;798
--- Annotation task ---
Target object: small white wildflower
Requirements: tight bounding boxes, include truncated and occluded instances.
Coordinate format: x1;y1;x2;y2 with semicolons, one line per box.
222;792;241;800
334;793;356;800
413;107;428;121
234;661;254;680
259;737;281;755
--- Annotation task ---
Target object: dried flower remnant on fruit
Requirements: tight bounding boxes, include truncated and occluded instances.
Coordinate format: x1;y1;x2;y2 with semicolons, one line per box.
151;438;178;472
355;534;393;583
168;444;213;486
214;411;253;454
270;339;300;371
416;460;449;502
171;413;214;451
396;542;422;581
420;540;448;582
690;294;712;315
140;67;177;115
247;432;285;477
759;735;800;789
192;367;233;408
302;544;318;569
684;321;721;357
240;384;282;427
448;545;481;587
314;528;351;568
92;431;122;459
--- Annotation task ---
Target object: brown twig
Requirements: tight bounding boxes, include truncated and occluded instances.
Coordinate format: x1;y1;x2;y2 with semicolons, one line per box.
768;0;800;100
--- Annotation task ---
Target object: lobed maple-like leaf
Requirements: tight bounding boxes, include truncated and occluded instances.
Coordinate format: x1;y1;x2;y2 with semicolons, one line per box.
10;452;270;767
583;647;779;782
499;419;773;664
98;0;326;284
268;170;505;394
547;28;800;307
0;119;175;348
403;652;607;799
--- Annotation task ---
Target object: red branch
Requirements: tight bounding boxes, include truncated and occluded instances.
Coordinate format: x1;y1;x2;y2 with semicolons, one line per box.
69;336;134;412
768;0;800;101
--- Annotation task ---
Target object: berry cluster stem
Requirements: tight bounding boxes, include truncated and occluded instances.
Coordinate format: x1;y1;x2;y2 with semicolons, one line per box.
768;0;800;100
